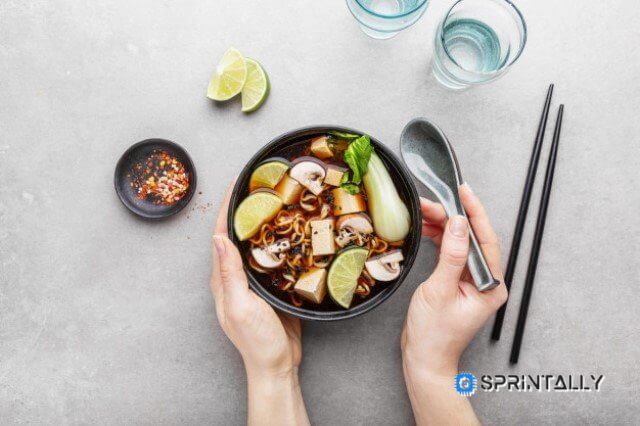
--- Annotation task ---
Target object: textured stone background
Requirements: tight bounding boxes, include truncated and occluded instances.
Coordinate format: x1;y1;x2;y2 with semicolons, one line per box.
1;0;638;424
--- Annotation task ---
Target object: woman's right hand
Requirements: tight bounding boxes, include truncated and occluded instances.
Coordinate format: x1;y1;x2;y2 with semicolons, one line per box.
401;184;508;425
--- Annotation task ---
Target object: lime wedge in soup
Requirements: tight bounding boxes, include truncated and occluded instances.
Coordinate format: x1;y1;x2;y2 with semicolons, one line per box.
327;247;369;308
234;191;282;241
249;160;288;191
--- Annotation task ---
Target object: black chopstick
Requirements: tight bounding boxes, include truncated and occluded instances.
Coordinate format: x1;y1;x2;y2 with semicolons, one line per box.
491;84;555;341
509;105;564;364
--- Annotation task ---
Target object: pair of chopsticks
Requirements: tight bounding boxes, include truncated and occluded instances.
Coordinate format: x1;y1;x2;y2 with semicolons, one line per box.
490;84;564;364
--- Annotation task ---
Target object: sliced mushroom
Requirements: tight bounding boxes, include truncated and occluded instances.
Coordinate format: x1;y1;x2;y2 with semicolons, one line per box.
334;213;373;247
335;227;357;248
336;213;373;234
289;157;326;195
251;246;285;269
267;238;291;254
365;249;404;281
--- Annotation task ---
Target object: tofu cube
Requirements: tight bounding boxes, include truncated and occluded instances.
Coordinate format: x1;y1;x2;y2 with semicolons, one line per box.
274;174;303;205
294;268;327;304
310;219;335;256
324;165;347;187
331;187;367;216
310;136;334;160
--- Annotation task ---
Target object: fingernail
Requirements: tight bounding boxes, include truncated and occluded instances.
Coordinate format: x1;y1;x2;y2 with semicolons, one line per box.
213;235;226;256
420;197;434;206
449;215;468;238
463;182;473;193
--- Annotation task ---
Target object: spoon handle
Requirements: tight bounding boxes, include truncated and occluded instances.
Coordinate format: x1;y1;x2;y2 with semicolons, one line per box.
451;202;500;291
467;223;500;291
405;154;498;289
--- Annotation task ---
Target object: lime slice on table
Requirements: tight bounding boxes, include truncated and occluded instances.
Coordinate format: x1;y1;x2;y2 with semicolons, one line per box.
249;160;289;191
207;47;247;101
241;58;270;112
233;191;283;241
328;247;369;309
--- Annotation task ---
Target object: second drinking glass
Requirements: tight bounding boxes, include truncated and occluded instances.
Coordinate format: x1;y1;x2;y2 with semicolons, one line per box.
432;0;527;90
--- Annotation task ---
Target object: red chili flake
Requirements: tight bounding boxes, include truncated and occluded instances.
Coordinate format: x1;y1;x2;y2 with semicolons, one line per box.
130;150;190;206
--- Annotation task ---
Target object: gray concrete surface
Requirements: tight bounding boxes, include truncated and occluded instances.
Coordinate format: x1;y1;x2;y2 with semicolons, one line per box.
1;0;639;424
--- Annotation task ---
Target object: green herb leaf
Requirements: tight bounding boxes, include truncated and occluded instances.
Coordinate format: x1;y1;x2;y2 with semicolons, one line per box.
341;183;360;195
330;131;360;140
343;135;373;184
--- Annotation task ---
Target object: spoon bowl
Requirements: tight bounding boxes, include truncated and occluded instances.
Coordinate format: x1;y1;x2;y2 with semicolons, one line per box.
400;118;499;291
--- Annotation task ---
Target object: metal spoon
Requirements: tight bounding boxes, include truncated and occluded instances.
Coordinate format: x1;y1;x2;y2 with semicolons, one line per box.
400;118;499;291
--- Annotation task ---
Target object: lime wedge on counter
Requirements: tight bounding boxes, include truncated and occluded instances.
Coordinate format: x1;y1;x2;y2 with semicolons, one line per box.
328;247;369;308
249;160;289;191
241;58;270;112
233;191;283;241
207;47;247;101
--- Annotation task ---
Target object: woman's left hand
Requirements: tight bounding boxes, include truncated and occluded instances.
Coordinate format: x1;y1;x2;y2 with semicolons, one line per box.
210;183;302;378
210;182;309;425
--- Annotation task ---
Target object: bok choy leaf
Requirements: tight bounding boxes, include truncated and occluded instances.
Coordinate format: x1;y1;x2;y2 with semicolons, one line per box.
340;135;373;194
363;153;411;242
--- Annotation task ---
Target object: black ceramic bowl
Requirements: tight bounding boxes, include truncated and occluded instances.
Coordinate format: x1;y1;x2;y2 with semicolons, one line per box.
114;139;197;219
227;126;421;321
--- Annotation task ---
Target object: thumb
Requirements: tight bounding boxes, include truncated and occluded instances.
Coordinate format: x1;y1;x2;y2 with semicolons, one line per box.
431;215;470;293
212;235;250;304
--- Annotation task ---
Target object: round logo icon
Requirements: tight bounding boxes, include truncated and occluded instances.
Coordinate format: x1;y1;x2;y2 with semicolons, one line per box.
455;372;477;396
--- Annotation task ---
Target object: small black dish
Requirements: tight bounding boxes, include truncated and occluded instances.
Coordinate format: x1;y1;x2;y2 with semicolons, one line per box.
227;126;422;321
114;139;197;220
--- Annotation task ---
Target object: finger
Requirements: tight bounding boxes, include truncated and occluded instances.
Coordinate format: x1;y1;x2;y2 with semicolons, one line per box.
420;197;448;227
215;178;237;236
211;179;238;306
422;223;443;246
430;215;470;297
460;279;509;312
214;235;250;305
459;184;502;279
420;197;447;246
458;280;477;299
210;234;224;305
458;184;497;245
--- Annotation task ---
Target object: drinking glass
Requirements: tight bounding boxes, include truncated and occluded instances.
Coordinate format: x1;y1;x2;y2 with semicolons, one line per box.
346;0;430;39
432;0;527;90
